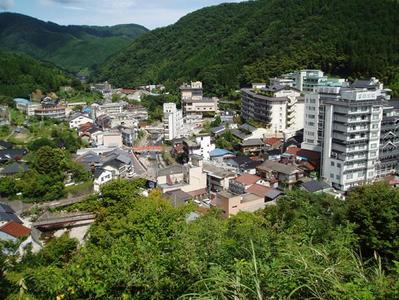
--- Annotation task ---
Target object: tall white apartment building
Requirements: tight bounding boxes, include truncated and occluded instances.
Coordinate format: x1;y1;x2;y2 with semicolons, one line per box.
163;103;183;141
302;77;392;191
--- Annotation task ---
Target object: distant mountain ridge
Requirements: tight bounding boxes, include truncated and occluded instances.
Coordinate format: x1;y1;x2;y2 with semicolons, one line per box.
96;0;399;95
0;12;149;72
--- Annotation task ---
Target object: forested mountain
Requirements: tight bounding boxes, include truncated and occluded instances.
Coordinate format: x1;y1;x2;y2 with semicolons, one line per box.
97;0;399;95
0;50;74;98
0;12;148;72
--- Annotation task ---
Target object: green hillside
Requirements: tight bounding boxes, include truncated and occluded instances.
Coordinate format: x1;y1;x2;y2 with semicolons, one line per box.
0;50;73;98
97;0;399;95
0;12;148;73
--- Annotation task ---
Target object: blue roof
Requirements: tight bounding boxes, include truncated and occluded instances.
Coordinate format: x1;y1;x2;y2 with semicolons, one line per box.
209;148;233;157
13;98;31;105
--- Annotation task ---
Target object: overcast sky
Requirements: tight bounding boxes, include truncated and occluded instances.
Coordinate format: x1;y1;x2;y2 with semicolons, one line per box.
0;0;244;29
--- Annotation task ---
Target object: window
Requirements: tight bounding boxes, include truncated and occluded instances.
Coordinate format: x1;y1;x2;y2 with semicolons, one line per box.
336;175;341;180
331;161;335;167
337;163;341;168
372;124;378;129
346;173;353;179
370;143;377;149
368;171;374;177
330;173;334;179
372;114;379;120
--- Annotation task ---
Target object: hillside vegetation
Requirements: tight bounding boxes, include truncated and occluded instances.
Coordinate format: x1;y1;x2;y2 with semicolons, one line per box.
0;13;148;72
0;50;73;98
97;0;399;95
1;180;398;298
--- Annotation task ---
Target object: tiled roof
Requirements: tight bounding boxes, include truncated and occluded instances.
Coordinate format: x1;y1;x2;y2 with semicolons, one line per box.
0;221;31;238
257;160;301;175
286;146;301;156
246;184;272;198
301;180;330;193
265;137;282;146
235;174;261;185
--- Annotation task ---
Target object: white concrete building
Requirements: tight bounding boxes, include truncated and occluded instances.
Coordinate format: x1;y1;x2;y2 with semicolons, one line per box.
163;103;183;141
302;77;392;191
69;114;94;129
189;134;215;160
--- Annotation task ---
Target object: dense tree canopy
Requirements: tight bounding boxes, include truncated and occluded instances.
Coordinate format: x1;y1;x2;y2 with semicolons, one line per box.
0;12;148;73
97;0;399;96
1;180;399;299
0;50;72;98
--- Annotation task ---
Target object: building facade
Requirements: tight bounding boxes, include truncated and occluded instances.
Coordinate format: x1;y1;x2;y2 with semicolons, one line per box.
241;84;304;136
180;81;218;116
163;103;183;141
302;77;393;191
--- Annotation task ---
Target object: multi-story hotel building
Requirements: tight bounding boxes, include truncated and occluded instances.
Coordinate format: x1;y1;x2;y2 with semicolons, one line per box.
180;81;218;116
241;83;305;137
302;77;395;191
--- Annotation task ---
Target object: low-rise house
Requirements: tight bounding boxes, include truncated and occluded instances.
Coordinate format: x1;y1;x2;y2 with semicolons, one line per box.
300;180;332;193
0;221;31;242
245;184;283;202
101;148;133;178
209;148;235;162
93;168;113;192
210;125;227;136
225;156;262;174
232;124;268;142
264;137;283;150
0;203;22;226
220;110;235;124
164;189;192;207
0;149;28;163
157;156;207;196
229;174;262;194
257;160;304;189
0;162;29;177
203;162;236;193
240;138;265;155
213;191;266;218
69;114;94;129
